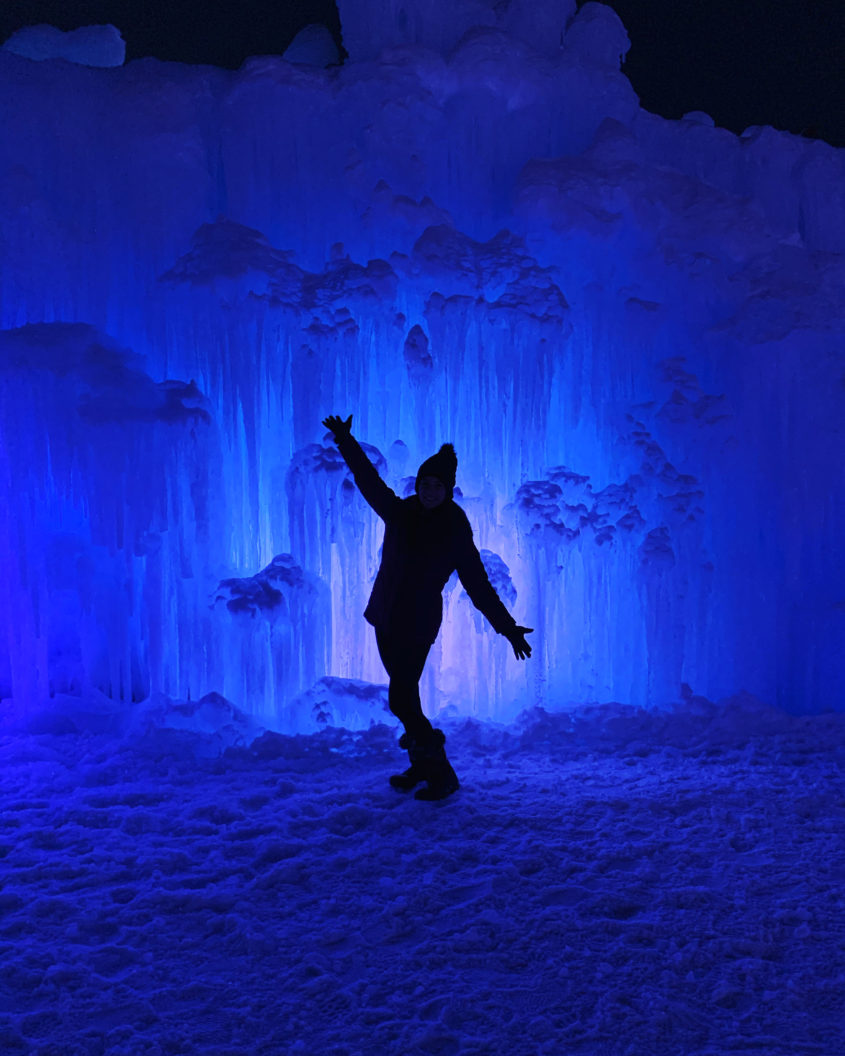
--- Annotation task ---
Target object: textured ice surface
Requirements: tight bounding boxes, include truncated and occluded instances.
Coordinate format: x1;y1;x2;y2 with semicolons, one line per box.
1;697;843;1054
1;0;844;725
282;24;340;67
336;0;577;61
1;23;125;67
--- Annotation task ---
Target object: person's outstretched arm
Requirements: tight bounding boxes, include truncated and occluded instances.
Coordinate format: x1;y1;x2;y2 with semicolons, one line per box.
455;528;533;660
322;414;400;522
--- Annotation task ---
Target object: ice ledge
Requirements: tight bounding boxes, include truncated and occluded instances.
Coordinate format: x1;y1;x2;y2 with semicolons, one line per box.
2;23;125;68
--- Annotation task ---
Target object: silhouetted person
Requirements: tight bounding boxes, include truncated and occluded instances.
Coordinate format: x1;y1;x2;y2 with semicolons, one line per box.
322;414;532;800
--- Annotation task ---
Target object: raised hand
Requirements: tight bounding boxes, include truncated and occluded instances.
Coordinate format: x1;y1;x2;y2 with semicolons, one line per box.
322;414;353;440
507;625;534;660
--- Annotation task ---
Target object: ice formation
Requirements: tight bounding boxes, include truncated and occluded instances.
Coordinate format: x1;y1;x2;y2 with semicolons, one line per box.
1;23;125;67
281;24;341;67
1;1;843;727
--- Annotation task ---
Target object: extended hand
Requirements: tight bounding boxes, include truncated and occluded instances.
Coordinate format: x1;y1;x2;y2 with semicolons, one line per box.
322;414;353;441
507;625;534;660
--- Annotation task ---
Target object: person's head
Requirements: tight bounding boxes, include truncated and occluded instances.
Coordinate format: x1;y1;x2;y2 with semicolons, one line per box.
418;475;447;509
415;443;457;509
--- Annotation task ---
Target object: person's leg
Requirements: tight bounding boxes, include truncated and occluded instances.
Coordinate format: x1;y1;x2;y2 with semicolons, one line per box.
376;626;459;799
375;626;434;742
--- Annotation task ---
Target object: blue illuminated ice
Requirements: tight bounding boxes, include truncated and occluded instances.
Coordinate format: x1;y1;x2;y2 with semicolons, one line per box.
336;0;577;60
2;5;845;1049
0;0;844;728
282;24;340;67
2;23;125;67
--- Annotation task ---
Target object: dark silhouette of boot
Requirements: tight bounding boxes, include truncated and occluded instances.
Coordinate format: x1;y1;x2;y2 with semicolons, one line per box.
389;732;426;791
414;729;459;801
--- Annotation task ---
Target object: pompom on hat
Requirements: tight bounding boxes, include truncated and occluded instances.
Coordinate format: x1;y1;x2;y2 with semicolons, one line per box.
416;443;457;496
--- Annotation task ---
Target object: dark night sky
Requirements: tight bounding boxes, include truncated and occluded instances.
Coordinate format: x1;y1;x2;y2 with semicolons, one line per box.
2;0;844;147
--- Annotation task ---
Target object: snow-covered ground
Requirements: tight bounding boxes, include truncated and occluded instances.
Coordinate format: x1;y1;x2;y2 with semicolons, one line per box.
1;695;843;1056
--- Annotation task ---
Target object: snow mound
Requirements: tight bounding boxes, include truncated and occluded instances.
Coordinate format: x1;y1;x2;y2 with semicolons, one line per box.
1;700;843;1052
291;676;391;732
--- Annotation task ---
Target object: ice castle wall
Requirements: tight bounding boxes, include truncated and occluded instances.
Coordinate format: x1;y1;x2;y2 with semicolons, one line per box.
1;2;843;726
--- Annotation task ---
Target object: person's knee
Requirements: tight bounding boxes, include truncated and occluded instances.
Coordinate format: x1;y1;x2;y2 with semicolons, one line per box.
390;670;418;689
389;675;420;702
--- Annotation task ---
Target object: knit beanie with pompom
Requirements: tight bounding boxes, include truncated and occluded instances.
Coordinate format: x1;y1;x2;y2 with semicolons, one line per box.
415;443;457;497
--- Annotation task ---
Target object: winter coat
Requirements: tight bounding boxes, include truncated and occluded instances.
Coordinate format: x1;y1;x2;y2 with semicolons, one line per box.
336;433;518;644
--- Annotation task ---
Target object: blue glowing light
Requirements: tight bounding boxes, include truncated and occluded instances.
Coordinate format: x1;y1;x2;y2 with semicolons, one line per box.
1;3;843;726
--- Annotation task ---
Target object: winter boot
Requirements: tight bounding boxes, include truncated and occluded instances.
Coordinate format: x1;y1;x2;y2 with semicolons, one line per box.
389;732;426;792
414;729;460;801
